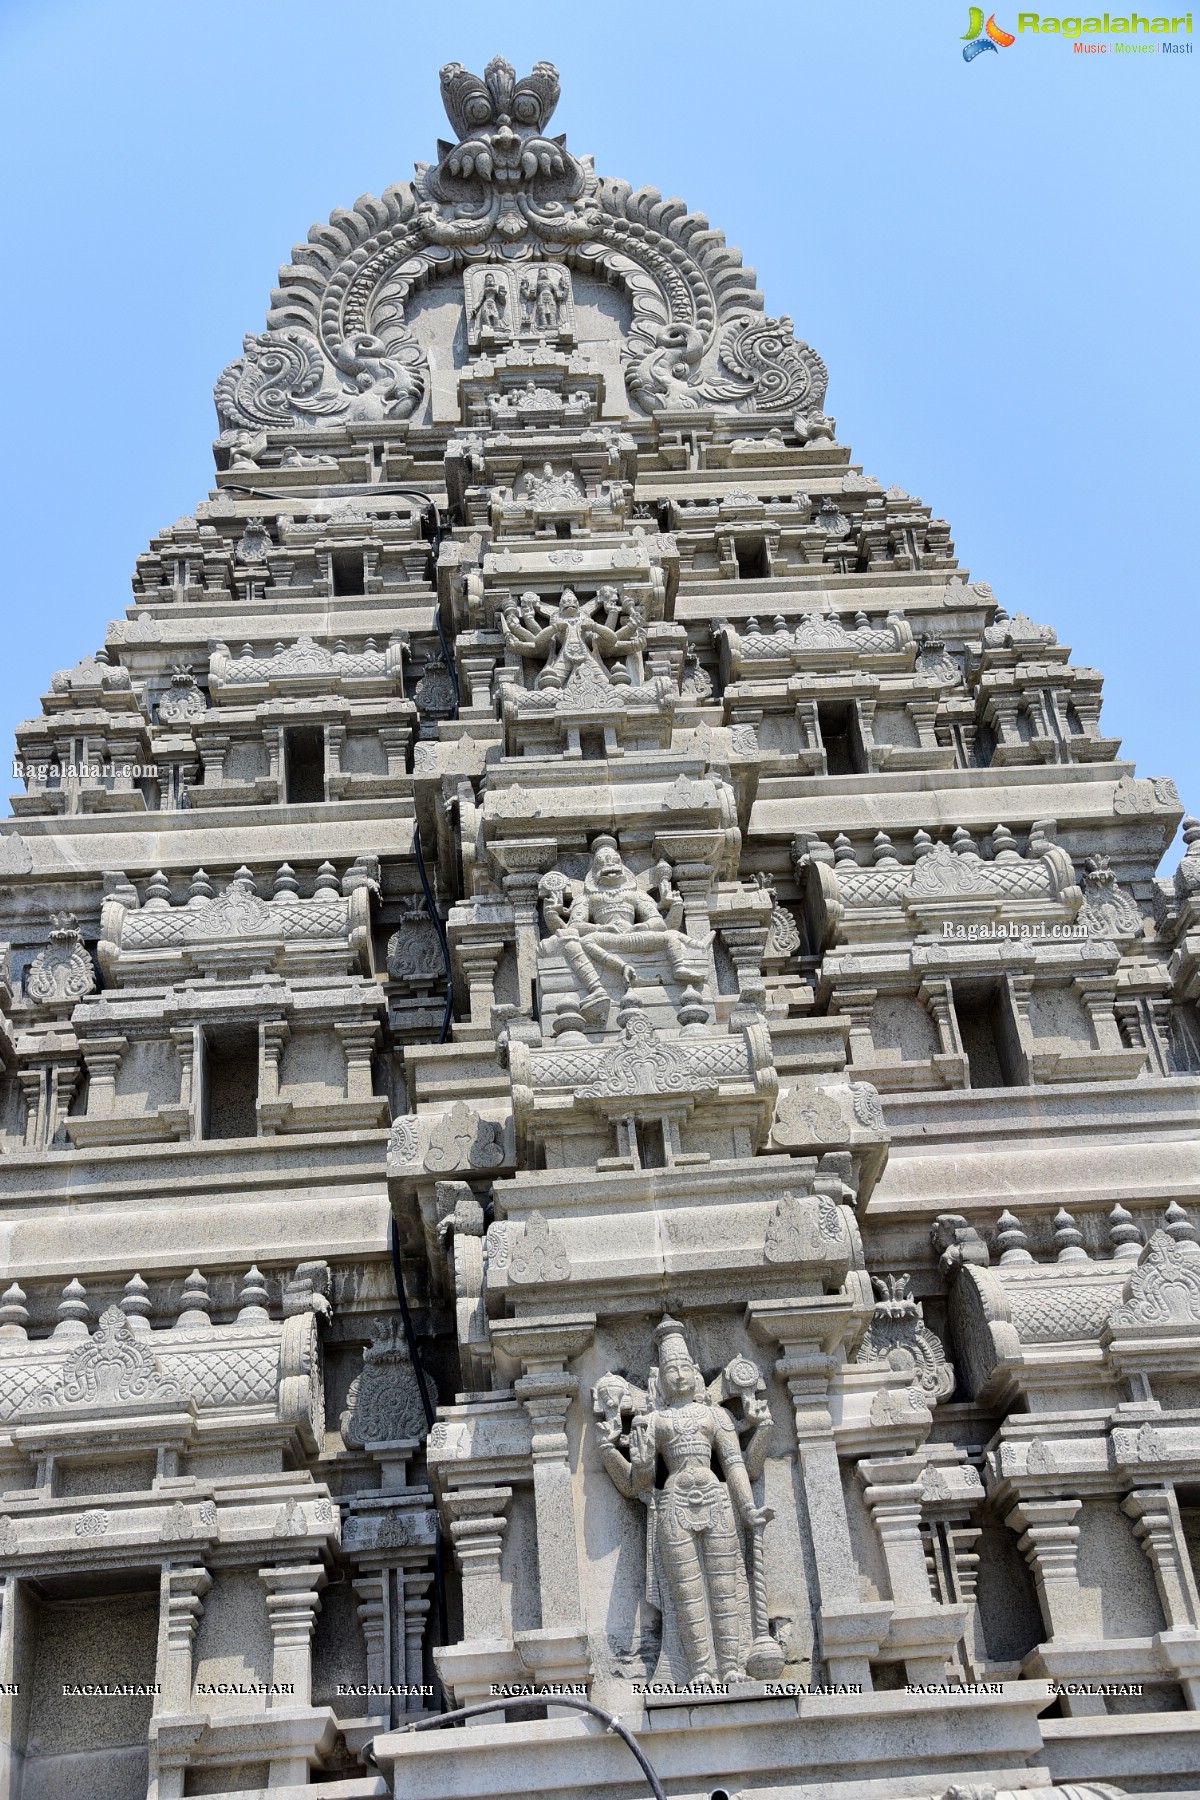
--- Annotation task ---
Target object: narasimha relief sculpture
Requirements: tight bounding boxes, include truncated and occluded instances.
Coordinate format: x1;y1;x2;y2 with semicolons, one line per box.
0;47;1195;1800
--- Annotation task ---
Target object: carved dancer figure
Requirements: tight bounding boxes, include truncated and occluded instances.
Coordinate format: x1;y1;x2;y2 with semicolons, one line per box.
540;837;711;1023
593;1318;775;1682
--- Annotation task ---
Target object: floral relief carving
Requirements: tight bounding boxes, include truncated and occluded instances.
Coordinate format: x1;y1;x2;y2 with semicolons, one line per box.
508;1211;571;1284
27;913;96;1005
341;1318;428;1446
1109;1230;1200;1328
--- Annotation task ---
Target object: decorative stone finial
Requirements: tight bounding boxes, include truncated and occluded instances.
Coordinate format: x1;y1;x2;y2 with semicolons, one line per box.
121;1273;153;1332
238;1265;271;1324
54;1278;91;1338
0;1282;29;1340
1108;1204;1143;1261
176;1269;213;1330
996;1210;1032;1264
1053;1207;1088;1262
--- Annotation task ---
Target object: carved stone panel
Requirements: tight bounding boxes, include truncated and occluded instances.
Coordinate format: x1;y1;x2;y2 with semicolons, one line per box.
464;264;575;352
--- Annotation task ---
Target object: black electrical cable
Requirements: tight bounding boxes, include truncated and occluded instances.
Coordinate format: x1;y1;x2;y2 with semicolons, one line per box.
380;485;459;1694
363;1696;668;1800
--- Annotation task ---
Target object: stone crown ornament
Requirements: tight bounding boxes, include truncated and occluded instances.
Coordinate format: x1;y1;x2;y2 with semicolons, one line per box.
213;54;828;442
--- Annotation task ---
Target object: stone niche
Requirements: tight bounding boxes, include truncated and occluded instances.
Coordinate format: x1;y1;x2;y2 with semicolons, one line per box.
6;1579;159;1800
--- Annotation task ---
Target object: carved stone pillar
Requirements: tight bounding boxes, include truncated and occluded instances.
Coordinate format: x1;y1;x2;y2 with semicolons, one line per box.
80;1036;126;1119
156;1564;212;1714
719;924;769;1005
351;1571;390;1720
18;1068;46;1149
48;1063;78;1145
859;1457;968;1683
856;698;878;769
458;938;505;1033
987;695;1022;754
831;988;876;1068
199;732;230;788
1005;972;1036;1080
399;1569;434;1707
909;699;941;753
921;979;964;1072
1124;1486;1200;1708
170;1025;200;1137
257;1018;290;1134
445;1488;510;1642
265;724;284;796
380;725;409;781
794;700;820;761
518;1369;585;1629
504;873;545;1016
748;1300;889;1688
1074;975;1125;1056
259;1561;327;1705
437;1487;517;1718
326;722;346;786
336;1020;379;1104
492;1316;595;1692
1005;1497;1085;1643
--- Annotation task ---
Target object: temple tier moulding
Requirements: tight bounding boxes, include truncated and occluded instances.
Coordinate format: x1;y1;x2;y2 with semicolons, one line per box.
0;49;1195;1800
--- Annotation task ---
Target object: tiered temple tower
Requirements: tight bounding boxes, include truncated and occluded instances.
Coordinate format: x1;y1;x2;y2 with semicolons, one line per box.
0;52;1197;1800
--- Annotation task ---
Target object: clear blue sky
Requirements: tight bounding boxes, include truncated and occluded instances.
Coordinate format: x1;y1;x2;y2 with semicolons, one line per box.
1;1;1195;835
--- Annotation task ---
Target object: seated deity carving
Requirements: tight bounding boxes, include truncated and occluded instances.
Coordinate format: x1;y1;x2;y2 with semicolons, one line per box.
539;838;711;1024
501;586;644;692
592;1317;782;1683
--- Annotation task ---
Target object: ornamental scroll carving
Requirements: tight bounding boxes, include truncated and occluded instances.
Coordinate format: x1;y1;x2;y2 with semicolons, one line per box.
1109;1230;1200;1328
215;328;426;434
626;312;827;421
854;1275;955;1405
508;1210;571;1284
29;1307;184;1411
592;1318;783;1683
220;58;832;434
763;1192;845;1264
27;913;96;1005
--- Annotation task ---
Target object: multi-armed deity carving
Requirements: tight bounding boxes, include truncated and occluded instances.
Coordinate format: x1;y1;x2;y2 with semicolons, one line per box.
592;1318;783;1683
501;587;648;699
538;838;711;1024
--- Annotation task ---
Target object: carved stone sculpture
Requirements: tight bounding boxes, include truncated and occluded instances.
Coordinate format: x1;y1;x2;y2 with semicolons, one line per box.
341;1317;428;1446
501;587;644;692
593;1318;781;1682
26;912;96;1005
539;838;711;1021
855;1274;955;1403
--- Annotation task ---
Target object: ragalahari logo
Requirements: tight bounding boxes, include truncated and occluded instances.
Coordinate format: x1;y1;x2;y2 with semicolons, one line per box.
963;8;1018;55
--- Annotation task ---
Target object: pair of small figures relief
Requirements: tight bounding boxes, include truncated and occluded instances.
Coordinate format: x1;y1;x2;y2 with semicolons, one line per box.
593;1317;785;1684
465;263;574;349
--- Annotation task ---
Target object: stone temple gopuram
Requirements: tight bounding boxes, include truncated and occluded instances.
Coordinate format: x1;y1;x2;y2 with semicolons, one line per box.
1;50;1199;1800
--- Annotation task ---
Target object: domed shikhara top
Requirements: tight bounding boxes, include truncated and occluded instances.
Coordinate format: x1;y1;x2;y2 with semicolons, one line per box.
214;52;828;442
